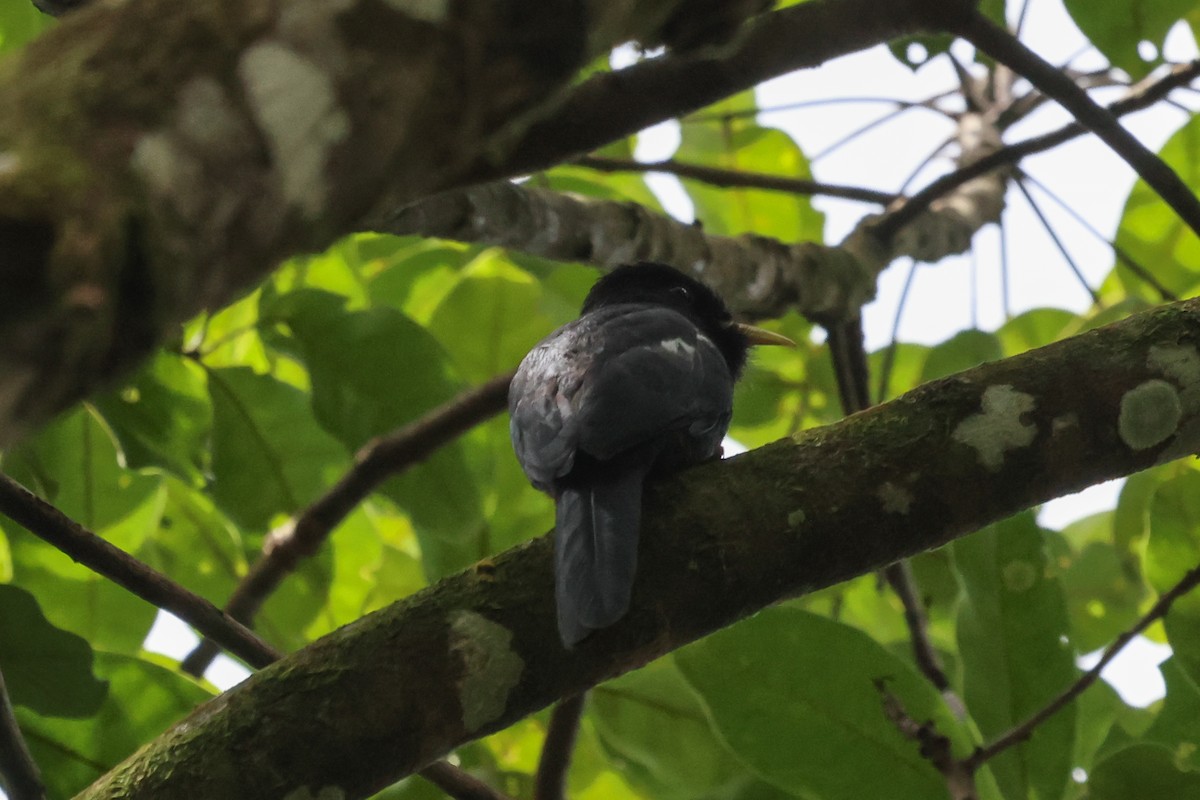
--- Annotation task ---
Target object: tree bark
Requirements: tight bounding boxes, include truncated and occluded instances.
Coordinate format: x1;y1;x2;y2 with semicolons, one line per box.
79;296;1200;800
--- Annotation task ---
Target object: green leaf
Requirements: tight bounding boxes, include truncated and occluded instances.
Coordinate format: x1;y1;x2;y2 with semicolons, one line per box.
91;351;212;484
1064;0;1195;78
207;365;349;531
995;309;1075;356
0;584;107;717
677;97;823;243
592;658;749;799
677;606;973;800
425;250;558;381
955;513;1077;800
1145;472;1200;683
270;289;485;573
1088;743;1200;799
1143;657;1200;771
1112;116;1200;299
0;0;52;54
17;652;213;799
921;329;1003;383
1050;517;1146;653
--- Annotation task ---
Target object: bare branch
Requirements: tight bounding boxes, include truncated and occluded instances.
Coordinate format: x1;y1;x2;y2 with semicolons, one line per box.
0;473;280;669
968;560;1200;770
382;181;875;322
1012;177;1100;305
420;761;515;800
534;695;587;800
876;679;977;800
575;156;896;205
1017;169;1178;302
0;667;44;800
182;371;514;675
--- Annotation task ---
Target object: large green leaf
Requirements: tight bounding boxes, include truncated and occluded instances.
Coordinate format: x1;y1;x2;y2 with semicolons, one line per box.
921;329;1003;383
0;584;106;718
955;513;1077;800
17;652;213;799
677;606;976;800
1088;743;1200;798
206;365;349;531
0;0;52;54
91;351;212;484
425;250;558;382
1;409;165;652
677;94;823;243
591;658;751;800
1145;472;1200;684
1110;116;1200;299
269;289;485;574
1064;0;1195;78
1143;657;1200;771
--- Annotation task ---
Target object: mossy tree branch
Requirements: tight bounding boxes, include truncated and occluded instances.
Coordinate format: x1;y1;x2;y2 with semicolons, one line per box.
80;297;1200;800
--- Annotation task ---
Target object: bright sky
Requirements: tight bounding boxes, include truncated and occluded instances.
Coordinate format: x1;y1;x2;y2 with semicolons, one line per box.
144;0;1196;707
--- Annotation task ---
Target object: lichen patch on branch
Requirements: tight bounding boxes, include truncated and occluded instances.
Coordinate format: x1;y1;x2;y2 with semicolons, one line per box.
951;384;1037;471
1119;379;1182;451
238;43;349;218
877;482;914;514
449;610;524;732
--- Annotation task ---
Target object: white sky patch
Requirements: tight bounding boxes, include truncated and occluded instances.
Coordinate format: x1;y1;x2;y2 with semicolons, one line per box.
1078;636;1171;707
144;612;251;690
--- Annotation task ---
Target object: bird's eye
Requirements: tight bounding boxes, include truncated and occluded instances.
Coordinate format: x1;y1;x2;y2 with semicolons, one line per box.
670;286;691;301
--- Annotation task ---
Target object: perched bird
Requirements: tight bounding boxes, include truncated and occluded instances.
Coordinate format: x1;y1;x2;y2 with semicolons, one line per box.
509;262;795;647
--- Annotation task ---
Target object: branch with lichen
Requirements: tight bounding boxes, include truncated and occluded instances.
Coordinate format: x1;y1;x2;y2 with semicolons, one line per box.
79;296;1200;800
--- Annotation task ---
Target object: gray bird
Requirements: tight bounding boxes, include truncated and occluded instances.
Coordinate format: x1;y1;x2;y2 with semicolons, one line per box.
509;263;794;646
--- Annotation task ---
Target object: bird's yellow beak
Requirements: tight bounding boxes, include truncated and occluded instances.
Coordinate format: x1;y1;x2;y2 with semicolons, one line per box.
733;323;797;348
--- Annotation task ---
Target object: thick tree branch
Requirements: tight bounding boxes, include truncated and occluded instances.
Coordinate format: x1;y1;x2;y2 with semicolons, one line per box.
465;0;930;184
0;0;927;446
181;370;514;675
0;473;280;669
79;297;1200;800
0;667;44;800
380;182;875;322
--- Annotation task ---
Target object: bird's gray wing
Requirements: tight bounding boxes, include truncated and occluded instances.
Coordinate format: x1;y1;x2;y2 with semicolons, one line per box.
573;308;734;463
508;323;591;491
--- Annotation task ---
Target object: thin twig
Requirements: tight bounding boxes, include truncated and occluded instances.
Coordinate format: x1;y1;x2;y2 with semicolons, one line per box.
874;59;1200;242
875;259;918;404
0;473;280;669
182;371;515;675
0;667;44;800
1017;169;1178;301
969;560;1200;769
421;760;516;800
0;466;513;799
534;694;587;800
876;680;978;800
576;156;896;205
810;102;954;163
882;562;963;717
951;14;1200;239
686;94;952;124
1012;177;1101;305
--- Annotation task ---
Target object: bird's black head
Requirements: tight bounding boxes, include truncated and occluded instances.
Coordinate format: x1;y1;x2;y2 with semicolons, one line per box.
581;263;766;377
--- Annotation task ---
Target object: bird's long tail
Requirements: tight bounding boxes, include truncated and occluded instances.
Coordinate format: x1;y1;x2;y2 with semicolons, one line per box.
554;464;649;648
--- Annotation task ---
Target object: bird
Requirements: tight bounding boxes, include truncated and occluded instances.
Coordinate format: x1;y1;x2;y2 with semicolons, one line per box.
508;262;795;647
